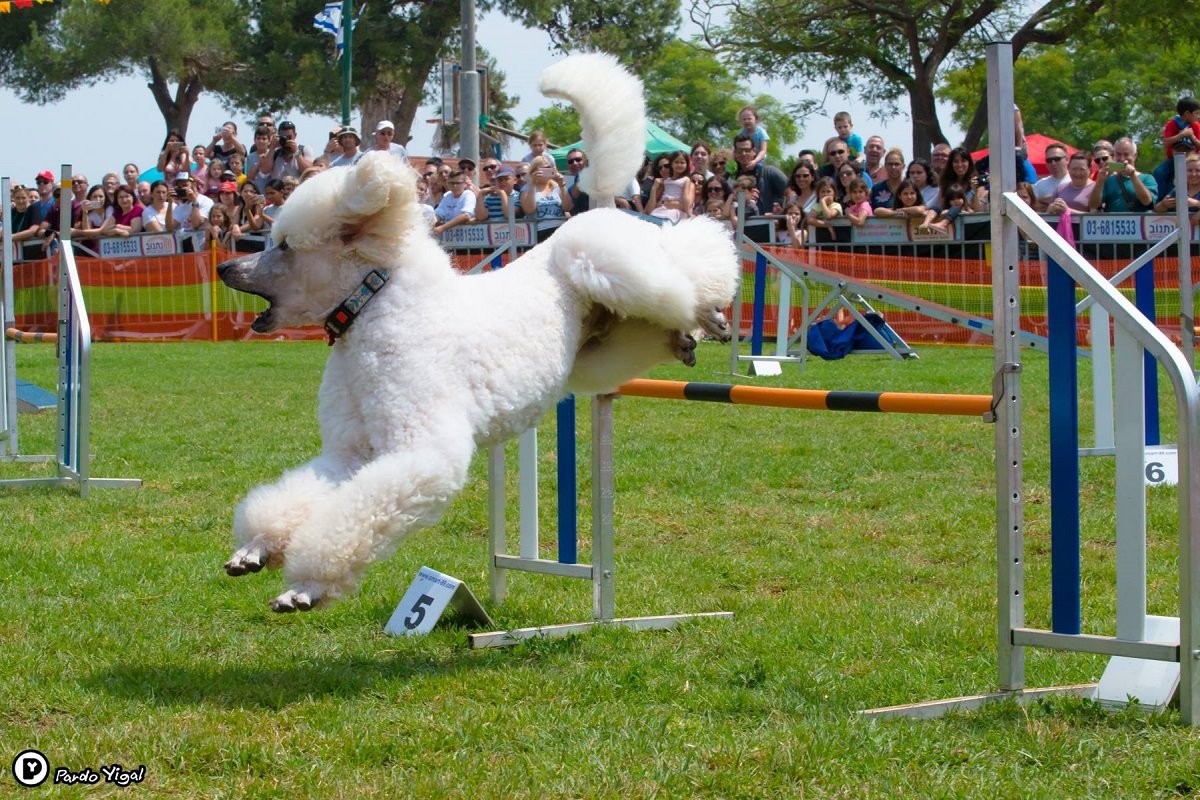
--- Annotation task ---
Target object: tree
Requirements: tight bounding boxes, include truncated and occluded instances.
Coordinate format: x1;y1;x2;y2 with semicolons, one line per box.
494;0;680;68
4;0;245;139
520;104;582;148
521;38;800;159
939;9;1199;166
219;0;463;150
643;39;799;156
690;0;1105;157
227;0;680;154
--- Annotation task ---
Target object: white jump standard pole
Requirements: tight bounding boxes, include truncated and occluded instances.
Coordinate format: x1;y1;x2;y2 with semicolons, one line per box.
470;393;733;649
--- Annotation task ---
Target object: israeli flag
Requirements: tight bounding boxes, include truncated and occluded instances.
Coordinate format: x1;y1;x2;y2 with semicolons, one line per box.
313;2;363;61
312;3;342;37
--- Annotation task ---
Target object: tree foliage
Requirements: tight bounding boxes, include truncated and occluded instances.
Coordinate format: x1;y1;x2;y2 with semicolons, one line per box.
3;0;244;138
1;0;676;154
493;0;680;68
939;7;1200;168
690;0;1106;157
522;38;799;159
223;0;463;148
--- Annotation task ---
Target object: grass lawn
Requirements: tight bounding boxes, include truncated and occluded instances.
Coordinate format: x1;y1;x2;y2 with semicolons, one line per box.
1;339;1197;798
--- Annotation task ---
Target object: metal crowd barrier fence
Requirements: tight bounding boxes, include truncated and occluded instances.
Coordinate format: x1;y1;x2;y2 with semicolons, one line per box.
730;210;1200;357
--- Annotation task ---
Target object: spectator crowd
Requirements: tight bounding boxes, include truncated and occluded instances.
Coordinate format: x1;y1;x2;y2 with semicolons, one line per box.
8;96;1200;255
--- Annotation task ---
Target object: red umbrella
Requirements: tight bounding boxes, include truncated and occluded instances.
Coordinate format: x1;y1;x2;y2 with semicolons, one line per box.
970;133;1077;178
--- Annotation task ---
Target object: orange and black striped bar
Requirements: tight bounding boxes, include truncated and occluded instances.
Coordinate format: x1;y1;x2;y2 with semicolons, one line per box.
5;327;58;344
616;379;993;418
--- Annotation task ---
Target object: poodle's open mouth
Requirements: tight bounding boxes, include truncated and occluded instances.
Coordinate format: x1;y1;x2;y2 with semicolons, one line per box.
251;306;277;333
239;289;276;333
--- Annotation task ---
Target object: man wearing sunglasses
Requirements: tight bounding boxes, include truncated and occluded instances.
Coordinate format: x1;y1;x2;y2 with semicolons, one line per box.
1033;143;1071;212
31;170;57;225
1089;137;1156;213
733;133;787;215
565;148;590;213
371;120;409;161
817;137;852;179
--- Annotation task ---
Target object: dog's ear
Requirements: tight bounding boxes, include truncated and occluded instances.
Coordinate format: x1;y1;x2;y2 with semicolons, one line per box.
329;152;422;262
340;154;396;224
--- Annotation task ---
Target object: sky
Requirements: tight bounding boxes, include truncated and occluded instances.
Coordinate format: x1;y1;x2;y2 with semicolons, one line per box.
0;9;964;187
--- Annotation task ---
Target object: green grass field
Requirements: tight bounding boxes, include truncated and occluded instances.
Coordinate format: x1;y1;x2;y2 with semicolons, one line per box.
1;341;1197;798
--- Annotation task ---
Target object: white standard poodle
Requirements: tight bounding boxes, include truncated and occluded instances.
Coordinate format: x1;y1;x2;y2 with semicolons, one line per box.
217;53;740;612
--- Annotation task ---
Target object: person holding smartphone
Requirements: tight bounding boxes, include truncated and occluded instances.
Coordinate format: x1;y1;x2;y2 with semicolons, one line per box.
156;130;190;185
1089;137;1157;212
73;184;115;239
207;121;247;164
520;155;573;240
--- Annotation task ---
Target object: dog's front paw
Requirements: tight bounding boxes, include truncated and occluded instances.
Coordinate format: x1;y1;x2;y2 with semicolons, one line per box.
699;307;732;342
268;588;321;613
225;542;271;576
672;331;698;367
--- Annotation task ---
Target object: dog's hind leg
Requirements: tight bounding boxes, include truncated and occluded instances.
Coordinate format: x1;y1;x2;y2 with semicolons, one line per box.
266;428;475;611
225;457;348;577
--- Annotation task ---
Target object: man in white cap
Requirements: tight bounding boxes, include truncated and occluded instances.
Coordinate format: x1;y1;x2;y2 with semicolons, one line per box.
329;126;364;168
371;120;408;161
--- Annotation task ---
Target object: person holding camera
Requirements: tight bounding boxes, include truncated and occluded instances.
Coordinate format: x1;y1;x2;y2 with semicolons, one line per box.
474;161;519;222
1089;137;1157;212
259;121;315;182
163;174;213;252
207;121;247;165
520;155;573;240
156;130;191;186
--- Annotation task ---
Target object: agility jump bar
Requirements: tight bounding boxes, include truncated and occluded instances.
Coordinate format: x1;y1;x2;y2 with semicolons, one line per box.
6;327;57;344
616;379;993;418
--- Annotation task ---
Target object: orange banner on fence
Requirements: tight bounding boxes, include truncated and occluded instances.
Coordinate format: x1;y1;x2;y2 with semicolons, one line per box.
10;248;505;342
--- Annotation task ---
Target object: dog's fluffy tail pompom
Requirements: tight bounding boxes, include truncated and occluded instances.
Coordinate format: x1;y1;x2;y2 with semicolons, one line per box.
539;53;645;204
658;215;741;313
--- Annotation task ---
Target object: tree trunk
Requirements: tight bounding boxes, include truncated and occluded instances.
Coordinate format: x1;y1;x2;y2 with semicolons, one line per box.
146;57;204;140
909;74;947;158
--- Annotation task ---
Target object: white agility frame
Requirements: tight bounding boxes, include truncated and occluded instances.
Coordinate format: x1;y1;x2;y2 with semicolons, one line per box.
0;167;141;498
471;395;732;649
864;41;1200;725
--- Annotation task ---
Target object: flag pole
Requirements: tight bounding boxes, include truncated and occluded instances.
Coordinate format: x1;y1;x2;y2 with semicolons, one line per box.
341;0;353;126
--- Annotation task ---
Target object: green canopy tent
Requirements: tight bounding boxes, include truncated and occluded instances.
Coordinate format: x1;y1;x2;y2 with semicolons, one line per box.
547;121;691;170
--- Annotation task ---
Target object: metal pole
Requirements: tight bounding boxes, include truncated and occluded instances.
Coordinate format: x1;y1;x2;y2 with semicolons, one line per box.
459;0;480;182
1;178;16;458
341;0;353;126
986;40;1026;693
1176;151;1194;372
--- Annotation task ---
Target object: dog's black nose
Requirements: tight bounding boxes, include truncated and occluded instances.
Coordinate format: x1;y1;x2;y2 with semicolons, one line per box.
217;260;232;278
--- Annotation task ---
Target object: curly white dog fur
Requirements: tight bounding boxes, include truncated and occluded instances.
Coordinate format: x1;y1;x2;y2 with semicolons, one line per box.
217;53;740;612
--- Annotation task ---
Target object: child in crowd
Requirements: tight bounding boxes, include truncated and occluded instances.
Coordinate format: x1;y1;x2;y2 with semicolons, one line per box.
929;186;967;233
204;204;233;249
875;179;935;233
705;198;727;220
774;199;804;245
784;199;807;246
729;175;760;218
737;106;768;168
843;178;873;227
203;159;226;198
805;177;842;230
1014;181;1037;209
262;179;286;222
522;130;549;164
833;111;864;169
1153;96;1200;198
